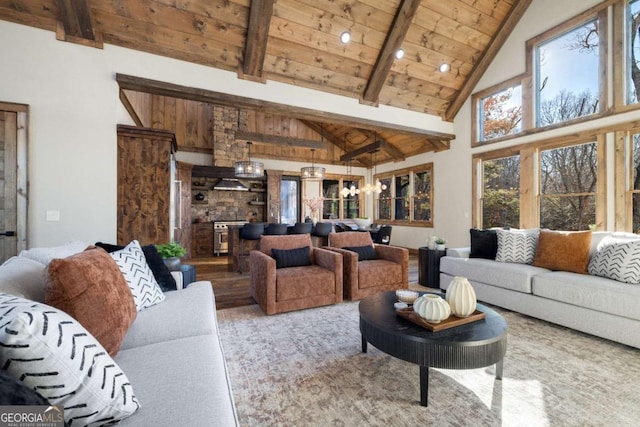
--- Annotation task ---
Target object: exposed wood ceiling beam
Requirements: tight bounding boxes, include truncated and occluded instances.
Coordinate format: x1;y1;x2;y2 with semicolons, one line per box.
444;0;533;121
357;129;405;162
298;120;369;167
119;89;143;127
56;0;95;40
235;131;326;150
361;0;421;106
241;0;274;81
340;141;383;162
116;73;455;141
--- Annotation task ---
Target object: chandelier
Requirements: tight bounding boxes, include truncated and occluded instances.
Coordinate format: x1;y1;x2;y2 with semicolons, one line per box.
362;150;387;195
301;148;325;180
234;141;264;178
341;160;360;197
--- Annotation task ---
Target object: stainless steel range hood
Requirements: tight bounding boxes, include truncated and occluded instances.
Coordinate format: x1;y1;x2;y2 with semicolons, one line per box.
213;178;249;191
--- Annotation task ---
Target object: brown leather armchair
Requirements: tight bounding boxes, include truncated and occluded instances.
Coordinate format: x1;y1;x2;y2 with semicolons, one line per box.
250;234;343;315
327;232;408;300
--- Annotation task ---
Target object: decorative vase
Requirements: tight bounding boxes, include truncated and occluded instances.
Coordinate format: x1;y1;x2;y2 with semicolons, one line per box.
413;294;451;324
163;256;182;272
446;276;477;317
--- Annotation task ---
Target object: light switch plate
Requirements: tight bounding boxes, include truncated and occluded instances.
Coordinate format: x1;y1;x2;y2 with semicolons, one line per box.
46;210;60;221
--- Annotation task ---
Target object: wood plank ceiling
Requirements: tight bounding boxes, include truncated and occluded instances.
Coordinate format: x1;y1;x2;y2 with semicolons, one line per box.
0;0;532;165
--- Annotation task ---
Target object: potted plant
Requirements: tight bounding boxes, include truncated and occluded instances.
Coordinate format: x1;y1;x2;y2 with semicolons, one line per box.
156;242;187;271
434;238;447;251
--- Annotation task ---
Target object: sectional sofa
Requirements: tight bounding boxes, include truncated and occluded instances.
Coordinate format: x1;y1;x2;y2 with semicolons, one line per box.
440;230;640;349
0;242;238;426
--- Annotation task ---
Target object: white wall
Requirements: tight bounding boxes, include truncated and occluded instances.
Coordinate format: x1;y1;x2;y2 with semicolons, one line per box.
0;20;451;248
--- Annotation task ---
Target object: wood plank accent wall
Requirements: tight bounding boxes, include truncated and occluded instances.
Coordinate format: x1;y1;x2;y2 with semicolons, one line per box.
116;125;176;246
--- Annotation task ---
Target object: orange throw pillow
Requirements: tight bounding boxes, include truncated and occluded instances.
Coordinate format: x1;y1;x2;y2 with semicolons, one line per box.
533;230;592;274
44;247;137;356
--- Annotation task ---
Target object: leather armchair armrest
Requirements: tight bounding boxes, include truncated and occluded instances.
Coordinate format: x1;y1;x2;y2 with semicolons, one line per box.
312;247;343;302
249;250;277;314
375;244;409;286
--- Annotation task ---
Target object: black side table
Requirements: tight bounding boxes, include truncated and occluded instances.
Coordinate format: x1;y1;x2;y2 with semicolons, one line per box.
418;247;446;289
180;264;196;288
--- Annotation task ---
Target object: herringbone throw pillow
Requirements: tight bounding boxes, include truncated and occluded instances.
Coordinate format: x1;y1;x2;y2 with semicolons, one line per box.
588;237;640;284
110;240;165;311
495;229;539;264
0;293;140;425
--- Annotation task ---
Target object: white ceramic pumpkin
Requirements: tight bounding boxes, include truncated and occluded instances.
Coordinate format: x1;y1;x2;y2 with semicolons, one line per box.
446;276;477;317
413;294;451;323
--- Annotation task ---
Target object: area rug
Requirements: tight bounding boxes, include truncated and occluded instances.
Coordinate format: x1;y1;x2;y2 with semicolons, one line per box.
217;301;640;426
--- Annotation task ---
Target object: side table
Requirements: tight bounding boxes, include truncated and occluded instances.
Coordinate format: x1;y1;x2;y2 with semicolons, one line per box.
180;264;196;288
418;247;446;289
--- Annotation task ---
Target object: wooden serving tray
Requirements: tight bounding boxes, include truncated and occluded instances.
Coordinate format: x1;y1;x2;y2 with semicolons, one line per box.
396;308;486;332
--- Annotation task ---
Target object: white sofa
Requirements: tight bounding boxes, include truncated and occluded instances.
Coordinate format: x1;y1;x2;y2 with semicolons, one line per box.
0;246;238;426
440;231;640;349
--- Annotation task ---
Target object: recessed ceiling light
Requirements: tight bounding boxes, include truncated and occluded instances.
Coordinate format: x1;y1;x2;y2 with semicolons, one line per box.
395;49;404;60
340;31;351;44
439;63;450;73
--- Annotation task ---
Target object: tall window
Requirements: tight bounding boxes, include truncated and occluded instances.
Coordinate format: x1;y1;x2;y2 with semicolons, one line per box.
280;177;299;224
482;156;520;228
539;142;597;230
343;178;360;219
632;133;640;232
479;85;522;142
536;19;600;126
628;0;640;104
322;179;340;220
375;164;433;226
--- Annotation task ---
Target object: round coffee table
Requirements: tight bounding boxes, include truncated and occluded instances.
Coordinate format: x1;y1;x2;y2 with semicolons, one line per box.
359;291;507;407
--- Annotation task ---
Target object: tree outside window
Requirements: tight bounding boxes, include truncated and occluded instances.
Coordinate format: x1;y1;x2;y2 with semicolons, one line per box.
479;86;522;142
536;19;600;126
482;156;520;228
377;178;392;221
632;133;640;232
413;170;432;222
539;142;597;230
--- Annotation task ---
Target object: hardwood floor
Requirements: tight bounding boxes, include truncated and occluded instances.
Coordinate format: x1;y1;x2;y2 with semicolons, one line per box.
186;253;423;310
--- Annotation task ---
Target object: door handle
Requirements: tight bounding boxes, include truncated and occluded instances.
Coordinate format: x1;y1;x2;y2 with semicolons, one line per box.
0;231;15;237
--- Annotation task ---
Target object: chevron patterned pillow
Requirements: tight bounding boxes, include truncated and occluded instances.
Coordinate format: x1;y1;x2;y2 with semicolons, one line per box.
495;229;539;264
0;293;140;425
110;240;166;311
588;237;640;284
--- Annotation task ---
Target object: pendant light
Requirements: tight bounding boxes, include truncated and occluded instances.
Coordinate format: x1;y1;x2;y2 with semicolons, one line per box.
341;160;360;197
301;125;326;180
235;141;264;178
362;149;387;195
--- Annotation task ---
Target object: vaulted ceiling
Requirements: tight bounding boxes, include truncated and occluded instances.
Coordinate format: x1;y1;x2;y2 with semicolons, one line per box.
0;0;532;164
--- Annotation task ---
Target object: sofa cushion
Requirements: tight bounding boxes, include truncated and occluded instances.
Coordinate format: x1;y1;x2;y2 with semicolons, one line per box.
120;282;217;350
469;228;498;259
358;259;402;288
18;241;88;265
533;230;592;274
440;256;549;294
109;240;166;311
96;242;177;292
0;256;46;302
115;335;237;427
0;294;140;425
44;247;137;356
344;245;378;261
588;237;640;284
275;265;335;301
496;228;539;264
532;271;640;321
271;246;311;269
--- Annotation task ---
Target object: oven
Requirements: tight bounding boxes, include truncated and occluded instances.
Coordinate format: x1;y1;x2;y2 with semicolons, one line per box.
213;221;248;255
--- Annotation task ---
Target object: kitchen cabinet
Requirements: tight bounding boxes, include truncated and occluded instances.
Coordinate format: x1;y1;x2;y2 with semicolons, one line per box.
191;222;214;258
116;125;176;246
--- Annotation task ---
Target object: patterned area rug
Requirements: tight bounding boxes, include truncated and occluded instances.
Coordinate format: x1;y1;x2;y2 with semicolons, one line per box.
217;301;640;426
